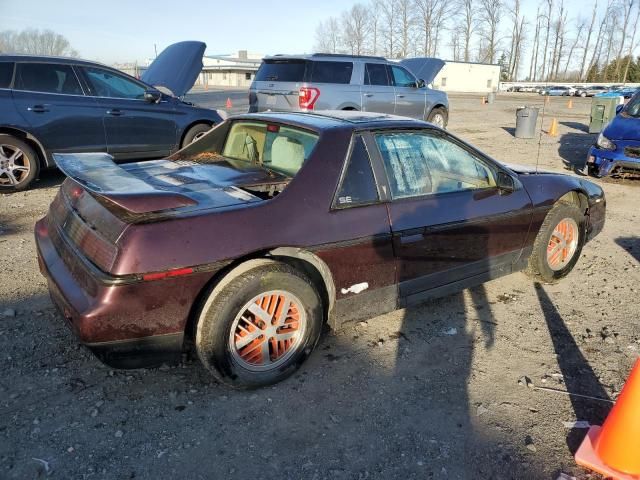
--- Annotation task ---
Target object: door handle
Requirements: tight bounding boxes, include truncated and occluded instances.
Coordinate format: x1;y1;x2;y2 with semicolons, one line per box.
363;93;373;97
400;233;424;244
27;105;49;113
396;94;405;98
106;109;124;116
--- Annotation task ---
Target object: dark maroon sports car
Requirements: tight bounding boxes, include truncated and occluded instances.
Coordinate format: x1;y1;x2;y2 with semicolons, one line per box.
35;111;606;387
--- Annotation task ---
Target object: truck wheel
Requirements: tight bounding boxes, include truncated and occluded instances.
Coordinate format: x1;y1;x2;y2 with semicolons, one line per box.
195;260;323;388
182;123;212;147
427;107;448;129
526;202;585;283
0;134;39;192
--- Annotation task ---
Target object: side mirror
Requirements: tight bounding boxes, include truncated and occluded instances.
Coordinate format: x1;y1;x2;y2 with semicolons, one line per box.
417;79;426;88
616;104;624;114
144;89;162;103
496;171;515;194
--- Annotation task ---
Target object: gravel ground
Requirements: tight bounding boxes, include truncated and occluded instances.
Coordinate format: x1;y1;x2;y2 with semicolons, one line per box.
0;93;638;480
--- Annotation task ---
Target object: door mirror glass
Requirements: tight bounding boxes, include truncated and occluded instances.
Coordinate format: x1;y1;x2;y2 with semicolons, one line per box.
144;89;162;103
417;79;426;88
615;104;624;115
496;171;515;194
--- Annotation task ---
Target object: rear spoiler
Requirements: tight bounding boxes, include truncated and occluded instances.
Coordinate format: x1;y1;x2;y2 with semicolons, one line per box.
53;153;197;214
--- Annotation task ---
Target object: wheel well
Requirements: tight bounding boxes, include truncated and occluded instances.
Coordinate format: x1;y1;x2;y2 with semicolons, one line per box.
559;190;588;214
183;249;333;345
179;120;214;148
0;127;48;169
341;106;357;111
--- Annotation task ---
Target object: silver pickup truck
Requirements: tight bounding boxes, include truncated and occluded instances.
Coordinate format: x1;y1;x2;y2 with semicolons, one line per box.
249;54;449;128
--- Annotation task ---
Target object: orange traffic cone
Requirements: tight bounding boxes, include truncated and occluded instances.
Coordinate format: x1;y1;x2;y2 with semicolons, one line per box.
567;99;573;109
548;117;559;136
575;359;640;479
226;97;233;109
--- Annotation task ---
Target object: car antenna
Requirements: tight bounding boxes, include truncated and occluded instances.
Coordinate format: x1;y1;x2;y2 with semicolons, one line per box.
534;80;549;174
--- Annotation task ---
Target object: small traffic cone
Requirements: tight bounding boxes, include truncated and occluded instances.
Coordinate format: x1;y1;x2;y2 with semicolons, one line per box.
548;117;559;136
481;96;486;105
226;97;233;109
575;358;640;479
567;99;573;109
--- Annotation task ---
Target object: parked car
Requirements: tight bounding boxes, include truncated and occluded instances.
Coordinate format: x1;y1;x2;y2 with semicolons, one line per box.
540;86;575;96
574;85;608;97
248;53;449;128
587;90;640;177
35;110;606;388
594;86;639;100
0;41;223;191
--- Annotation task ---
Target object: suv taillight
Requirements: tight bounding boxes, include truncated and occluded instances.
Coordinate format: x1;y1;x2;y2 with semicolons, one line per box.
299;87;320;110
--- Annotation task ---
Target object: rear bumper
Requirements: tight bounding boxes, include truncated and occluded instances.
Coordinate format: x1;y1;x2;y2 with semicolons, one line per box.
35;216;212;368
587;145;640;177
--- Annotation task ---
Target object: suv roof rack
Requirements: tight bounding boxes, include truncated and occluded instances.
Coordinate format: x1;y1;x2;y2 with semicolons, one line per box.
311;53;387;61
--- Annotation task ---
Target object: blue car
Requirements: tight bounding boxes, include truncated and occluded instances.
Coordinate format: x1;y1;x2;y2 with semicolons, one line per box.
0;41;222;191
587;90;640;177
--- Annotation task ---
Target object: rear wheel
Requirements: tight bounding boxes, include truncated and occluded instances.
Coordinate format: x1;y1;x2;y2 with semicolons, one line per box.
426;107;448;129
526;202;585;283
0;134;39;192
181;123;212;147
195;260;323;388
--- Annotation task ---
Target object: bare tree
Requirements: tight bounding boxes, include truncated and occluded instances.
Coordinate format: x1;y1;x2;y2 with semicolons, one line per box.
615;0;636;80
562;19;585;78
529;7;542;80
623;2;640;81
478;0;502;63
415;0;449;56
342;4;371;55
0;29;78;56
579;2;598;80
457;0;477;62
396;0;417;57
507;0;526;80
369;0;381;55
540;0;553;81
314;17;342;53
550;0;567;80
378;0;398;57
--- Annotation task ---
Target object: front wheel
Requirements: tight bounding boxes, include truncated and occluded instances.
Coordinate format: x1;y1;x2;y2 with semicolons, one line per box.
526;202;586;283
195;260;323;388
181;123;212;147
426;107;448;129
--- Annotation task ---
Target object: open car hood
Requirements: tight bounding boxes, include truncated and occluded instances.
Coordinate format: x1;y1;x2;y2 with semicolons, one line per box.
399;58;445;84
141;41;206;98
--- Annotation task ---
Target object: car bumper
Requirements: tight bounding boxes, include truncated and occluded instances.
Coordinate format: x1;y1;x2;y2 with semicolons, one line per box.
587;144;640;177
35;217;213;368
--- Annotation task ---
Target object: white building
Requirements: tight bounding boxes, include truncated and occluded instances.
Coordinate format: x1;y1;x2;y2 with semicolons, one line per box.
432;61;501;93
194;51;262;89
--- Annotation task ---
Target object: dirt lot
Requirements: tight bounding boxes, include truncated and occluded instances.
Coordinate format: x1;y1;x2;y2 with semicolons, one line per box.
1;93;638;479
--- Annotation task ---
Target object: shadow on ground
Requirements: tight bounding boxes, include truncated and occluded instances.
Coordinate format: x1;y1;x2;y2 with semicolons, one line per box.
558;132;596;174
614;236;640;263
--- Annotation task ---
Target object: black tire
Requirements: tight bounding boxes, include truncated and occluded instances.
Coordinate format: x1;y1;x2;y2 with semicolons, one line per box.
526;202;586;284
195;259;323;388
181;123;212;148
0;134;40;192
426;107;448;129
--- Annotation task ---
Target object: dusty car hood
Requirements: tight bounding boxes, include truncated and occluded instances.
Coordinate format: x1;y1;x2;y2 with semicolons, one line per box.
502;163;556;175
399;58;445;84
141;41;206;98
604;113;640;141
53;152;286;216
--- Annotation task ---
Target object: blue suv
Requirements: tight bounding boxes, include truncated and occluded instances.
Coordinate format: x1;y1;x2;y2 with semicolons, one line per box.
0;41;222;191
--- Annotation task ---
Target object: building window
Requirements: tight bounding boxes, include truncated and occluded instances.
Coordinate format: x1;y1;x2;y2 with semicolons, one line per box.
245;72;251;80
208;72;213;80
223;72;227;80
441;77;447;87
487;79;492;88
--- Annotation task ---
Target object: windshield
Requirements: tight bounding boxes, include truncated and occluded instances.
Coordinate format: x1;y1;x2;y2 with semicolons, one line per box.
625;94;640;117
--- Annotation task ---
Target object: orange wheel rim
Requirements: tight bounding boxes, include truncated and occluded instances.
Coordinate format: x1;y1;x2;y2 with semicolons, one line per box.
546;217;579;271
229;290;306;372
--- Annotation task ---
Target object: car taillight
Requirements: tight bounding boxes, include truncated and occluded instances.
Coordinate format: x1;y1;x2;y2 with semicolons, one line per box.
299;87;320;110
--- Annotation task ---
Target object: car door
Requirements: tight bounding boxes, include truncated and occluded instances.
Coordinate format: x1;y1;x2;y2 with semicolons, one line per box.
79;65;178;160
369;129;533;301
389;65;426;119
10;62;106;157
362;63;396;114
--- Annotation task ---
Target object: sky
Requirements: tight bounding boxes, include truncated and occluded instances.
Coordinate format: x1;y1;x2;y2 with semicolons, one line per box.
1;0;604;68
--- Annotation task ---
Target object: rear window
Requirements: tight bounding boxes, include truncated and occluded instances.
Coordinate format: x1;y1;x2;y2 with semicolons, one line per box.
0;62;14;88
309;61;353;84
14;63;83;95
255;60;308;82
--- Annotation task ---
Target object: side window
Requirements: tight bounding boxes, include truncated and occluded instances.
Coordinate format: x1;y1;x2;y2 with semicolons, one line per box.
83;67;146;99
335;136;379;207
364;63;390;86
310;61;353;84
390;66;416;88
375;132;495;199
0;62;14;88
14;63;82;95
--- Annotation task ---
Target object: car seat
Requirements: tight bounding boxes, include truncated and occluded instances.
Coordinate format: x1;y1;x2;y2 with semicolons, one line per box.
270;137;304;176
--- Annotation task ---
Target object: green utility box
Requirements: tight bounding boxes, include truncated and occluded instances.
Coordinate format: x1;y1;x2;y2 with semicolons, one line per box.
589;96;622;133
